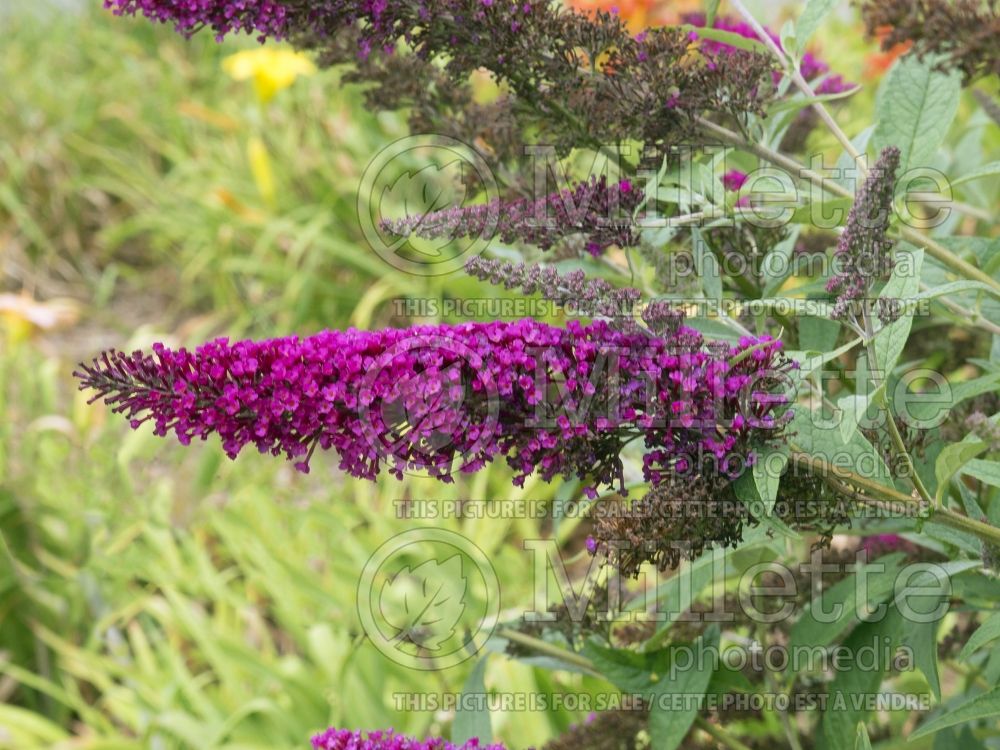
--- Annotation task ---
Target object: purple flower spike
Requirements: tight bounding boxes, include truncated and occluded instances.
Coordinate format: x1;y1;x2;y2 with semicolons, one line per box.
381;177;641;255
311;728;506;750
826;146;900;319
685;13;854;95
76;319;793;493
104;0;289;41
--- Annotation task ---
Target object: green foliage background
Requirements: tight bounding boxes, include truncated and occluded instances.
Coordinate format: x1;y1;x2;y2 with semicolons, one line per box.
0;6;579;748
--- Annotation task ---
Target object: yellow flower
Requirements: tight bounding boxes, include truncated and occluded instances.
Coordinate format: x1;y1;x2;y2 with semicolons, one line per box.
222;47;316;104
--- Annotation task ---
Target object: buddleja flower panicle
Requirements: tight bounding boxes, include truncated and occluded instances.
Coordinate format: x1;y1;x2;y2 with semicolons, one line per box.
76;320;793;497
861;0;1000;83
104;0;289;41
383;177;641;256
826;145;901;320
106;0;778;158
465;258;642;324
685;13;853;95
312;728;505;750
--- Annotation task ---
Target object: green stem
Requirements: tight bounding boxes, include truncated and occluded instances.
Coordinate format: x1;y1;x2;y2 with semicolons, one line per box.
860;308;934;506
693;716;755;750
692;117;1000;297
497;628;759;750
790;449;1000;547
495;627;598;674
728;0;864;169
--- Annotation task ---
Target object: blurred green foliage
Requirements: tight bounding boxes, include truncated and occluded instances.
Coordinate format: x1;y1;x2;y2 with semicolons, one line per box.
0;5;580;749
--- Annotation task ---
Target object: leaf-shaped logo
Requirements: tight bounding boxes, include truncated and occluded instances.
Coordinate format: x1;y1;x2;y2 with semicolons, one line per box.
379;555;467;652
379;161;470;259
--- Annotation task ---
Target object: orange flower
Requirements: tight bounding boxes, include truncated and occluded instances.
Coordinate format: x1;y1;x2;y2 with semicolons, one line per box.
565;0;699;33
864;25;912;79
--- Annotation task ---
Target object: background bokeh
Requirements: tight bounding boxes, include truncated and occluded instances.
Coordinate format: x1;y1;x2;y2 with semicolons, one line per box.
1;5;573;748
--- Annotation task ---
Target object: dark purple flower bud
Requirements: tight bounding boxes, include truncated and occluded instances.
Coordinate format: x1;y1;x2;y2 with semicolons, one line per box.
465;258;642;326
826;146;900;319
861;0;1000;84
383;177;641;255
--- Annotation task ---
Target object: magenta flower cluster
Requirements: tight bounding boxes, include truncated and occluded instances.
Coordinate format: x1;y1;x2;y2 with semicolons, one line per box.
311;728;505;750
103;0;289;41
686;13;852;94
76;318;792;495
381;177;641;256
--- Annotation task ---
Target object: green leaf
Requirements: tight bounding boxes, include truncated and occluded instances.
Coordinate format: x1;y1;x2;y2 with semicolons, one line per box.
959;612;1000;662
648;626;720;750
795;0;839;53
789;409;894;485
704;0;721;28
902;618;942;700
641;532;780;649
762;225;801;296
905;372;1000;426
790;197;853;225
789;553;907;654
935;441;988;504
949;160;1000;188
753;442;790;511
797;315;843;355
767;86;860;115
910;686;1000;740
452;657;492;744
872;245;923;378
681;24;770;55
692;227;722;302
837;390;880;444
855;723;873;750
789;336;863;377
962;459;1000;489
817;606;904;750
871;55;961;173
912;280;1000;303
584;642;671;693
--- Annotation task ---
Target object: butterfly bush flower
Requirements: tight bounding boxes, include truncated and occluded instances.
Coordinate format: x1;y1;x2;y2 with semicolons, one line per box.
826;146;900;319
104;0;290;41
721;170;748;192
311;728;505;750
382;178;641;256
465;258;642;324
861;0;1000;83
686;13;853;94
104;0;777;159
76;319;792;496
